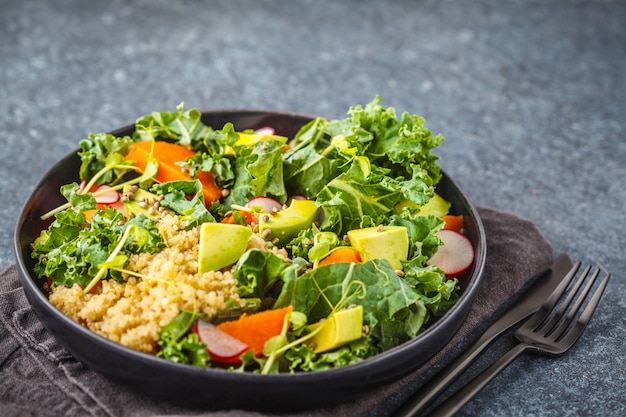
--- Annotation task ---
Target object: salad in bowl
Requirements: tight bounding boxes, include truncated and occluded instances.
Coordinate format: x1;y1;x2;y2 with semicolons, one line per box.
17;97;483;410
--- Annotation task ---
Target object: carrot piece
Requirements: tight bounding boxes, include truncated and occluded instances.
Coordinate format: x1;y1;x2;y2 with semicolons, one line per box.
220;210;255;225
83;199;126;222
220;215;235;224
125;141;222;204
318;247;362;266
83;207;105;222
217;306;293;357
442;214;464;233
83;209;98;222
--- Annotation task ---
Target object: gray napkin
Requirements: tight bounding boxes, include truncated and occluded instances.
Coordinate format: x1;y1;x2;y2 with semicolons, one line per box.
0;206;553;417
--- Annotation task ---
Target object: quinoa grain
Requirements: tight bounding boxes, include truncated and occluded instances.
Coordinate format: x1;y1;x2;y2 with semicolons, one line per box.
49;214;244;354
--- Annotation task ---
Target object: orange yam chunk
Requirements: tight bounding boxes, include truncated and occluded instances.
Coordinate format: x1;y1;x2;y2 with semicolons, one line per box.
442;214;464;233
318;247;362;266
125;141;222;204
220;210;255;225
217;306;293;357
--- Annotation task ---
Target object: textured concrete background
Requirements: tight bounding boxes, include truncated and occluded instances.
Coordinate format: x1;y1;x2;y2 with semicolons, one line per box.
1;0;624;416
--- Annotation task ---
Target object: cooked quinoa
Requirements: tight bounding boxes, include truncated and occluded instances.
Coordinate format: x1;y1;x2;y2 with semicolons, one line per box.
48;213;280;354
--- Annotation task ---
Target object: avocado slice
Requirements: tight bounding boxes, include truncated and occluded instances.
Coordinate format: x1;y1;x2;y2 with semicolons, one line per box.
224;132;288;156
122;186;171;219
258;199;318;246
347;225;409;270
396;193;451;216
309;305;364;353
198;223;253;273
236;132;288;147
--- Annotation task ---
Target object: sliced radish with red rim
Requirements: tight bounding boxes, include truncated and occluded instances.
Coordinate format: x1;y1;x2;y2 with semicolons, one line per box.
78;181;120;205
426;229;474;277
92;185;120;205
78;180;91;194
246;196;283;213
194;319;248;361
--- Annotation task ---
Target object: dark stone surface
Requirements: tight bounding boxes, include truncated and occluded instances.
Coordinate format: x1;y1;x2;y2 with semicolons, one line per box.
1;0;624;415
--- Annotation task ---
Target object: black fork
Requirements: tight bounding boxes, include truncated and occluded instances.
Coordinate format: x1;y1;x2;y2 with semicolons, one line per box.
424;262;611;417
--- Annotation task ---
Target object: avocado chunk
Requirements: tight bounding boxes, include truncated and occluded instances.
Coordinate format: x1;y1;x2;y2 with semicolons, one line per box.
123;186;171;219
236;132;288;147
198;223;253;273
224;132;288;156
347;225;409;270
395;193;451;216
258;199;318;246
309;305;364;353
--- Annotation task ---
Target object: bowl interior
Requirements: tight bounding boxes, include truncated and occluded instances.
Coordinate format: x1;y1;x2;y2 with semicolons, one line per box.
14;110;485;412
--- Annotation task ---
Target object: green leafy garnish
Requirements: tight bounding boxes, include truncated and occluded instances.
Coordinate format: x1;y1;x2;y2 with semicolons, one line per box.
225;138;290;207
157;310;210;367
283;95;444;214
32;184;165;290
135;103;212;147
151;179;215;228
78;133;137;184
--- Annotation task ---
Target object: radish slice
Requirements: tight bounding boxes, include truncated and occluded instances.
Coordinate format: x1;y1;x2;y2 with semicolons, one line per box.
195;319;248;361
108;198;126;216
78;181;120;205
78;180;90;194
426;229;474;277
246;196;283;213
93;185;120;205
254;127;275;136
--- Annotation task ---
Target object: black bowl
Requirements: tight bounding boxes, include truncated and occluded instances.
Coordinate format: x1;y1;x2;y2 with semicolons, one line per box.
14;110;486;412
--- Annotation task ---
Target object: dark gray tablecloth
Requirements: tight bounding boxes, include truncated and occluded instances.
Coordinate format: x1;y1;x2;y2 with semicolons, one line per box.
1;206;553;417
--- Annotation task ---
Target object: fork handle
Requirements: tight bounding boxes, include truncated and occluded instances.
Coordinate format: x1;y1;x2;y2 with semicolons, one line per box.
392;332;503;416
425;343;529;417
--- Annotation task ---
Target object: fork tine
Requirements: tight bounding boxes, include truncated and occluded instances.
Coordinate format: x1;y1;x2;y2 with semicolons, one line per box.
536;264;593;336
547;268;600;340
523;262;582;330
557;270;611;348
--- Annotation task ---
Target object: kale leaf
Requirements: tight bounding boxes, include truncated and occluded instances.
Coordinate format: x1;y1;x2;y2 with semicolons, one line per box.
134;103;212;147
277;260;426;351
285;95;445;239
157;310;210;367
78;133;136;184
151;179;216;228
32;183;165;288
225;139;289;207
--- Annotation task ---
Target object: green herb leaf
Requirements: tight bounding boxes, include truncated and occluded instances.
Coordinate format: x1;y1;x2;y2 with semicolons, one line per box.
225;139;289;207
32;188;165;289
402;261;459;317
157;310;210;366
283;337;372;372
78;133;137;184
135;103;212;147
317;159;404;237
283;117;341;198
152;180;216;228
234;249;293;300
389;210;444;263
177;122;238;189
